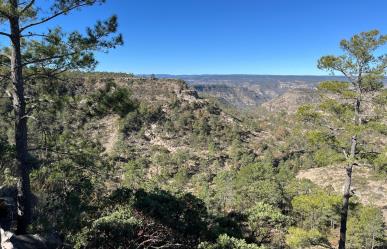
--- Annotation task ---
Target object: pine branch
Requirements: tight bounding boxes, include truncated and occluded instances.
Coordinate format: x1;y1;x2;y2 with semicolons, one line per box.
20;1;98;32
21;32;50;38
22;52;77;66
20;0;35;14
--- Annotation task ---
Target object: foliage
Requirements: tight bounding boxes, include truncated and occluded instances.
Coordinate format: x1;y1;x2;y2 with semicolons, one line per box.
347;206;386;249
73;187;217;249
30;136;110;237
313;30;387;165
0;28;385;248
74;208;139;249
123;159;148;188
234;162;283;209
87;81;136;117
199;234;264;249
300;30;387;248
0;136;15;185
291;192;341;231
286;227;331;249
122;102;163;134
133;189;209;239
246;202;289;244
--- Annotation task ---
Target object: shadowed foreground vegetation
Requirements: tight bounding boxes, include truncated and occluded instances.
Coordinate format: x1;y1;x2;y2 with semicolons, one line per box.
0;2;385;247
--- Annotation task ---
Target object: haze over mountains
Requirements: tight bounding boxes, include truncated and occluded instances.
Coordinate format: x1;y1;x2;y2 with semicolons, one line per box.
152;75;345;108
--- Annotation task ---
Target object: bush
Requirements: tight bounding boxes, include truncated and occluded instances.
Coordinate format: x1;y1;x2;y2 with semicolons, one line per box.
246;202;289;244
124;159;148;188
88;81;136;117
286;227;330;249
74;208;139;249
347;206;385;249
199;234;264;249
291;192;341;231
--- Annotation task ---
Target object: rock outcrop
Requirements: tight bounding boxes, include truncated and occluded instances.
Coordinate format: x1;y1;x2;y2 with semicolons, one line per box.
0;228;62;249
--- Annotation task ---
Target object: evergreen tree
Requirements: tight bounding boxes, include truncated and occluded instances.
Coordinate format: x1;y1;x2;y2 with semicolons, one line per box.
315;30;387;249
0;0;122;234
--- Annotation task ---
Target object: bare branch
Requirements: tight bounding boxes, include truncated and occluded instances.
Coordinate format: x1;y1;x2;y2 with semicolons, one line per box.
0;31;11;37
24;67;69;83
20;1;97;32
20;114;37;121
21;32;50;38
22;52;77;66
338;68;356;84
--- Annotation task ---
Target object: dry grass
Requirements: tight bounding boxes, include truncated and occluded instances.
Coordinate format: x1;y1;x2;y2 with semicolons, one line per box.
297;165;387;223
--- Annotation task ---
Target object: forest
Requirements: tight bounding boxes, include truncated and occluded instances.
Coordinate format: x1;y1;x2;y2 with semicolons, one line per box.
0;1;386;249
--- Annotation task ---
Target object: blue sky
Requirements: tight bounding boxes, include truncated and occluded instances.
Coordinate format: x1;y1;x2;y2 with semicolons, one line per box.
14;0;387;75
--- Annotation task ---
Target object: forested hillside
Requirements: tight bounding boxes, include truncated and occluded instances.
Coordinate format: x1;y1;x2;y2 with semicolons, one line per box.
1;72;385;248
0;1;386;248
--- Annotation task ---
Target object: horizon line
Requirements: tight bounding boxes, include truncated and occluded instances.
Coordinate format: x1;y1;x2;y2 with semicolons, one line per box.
135;73;342;77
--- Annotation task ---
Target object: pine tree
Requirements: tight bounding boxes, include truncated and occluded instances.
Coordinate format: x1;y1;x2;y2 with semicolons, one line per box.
0;0;122;234
316;30;387;249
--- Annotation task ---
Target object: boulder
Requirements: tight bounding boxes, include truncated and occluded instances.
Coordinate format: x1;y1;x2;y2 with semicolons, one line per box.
1;229;47;249
0;229;62;249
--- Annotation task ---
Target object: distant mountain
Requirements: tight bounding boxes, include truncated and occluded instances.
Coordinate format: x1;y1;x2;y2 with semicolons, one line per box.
156;74;347;84
152;75;344;107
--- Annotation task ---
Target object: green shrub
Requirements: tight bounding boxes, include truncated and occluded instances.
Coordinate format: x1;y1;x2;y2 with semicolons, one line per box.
199;234;264;249
74;208;139;249
286;227;330;249
246;202;289;244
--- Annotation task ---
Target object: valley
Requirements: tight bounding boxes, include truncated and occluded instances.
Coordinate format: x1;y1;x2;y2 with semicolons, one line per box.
0;1;385;247
158;74;345;107
0;71;386;249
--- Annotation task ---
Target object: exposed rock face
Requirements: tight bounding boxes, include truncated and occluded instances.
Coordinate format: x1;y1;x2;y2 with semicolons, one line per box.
1;229;46;249
0;229;62;249
193;84;271;107
165;74;340;108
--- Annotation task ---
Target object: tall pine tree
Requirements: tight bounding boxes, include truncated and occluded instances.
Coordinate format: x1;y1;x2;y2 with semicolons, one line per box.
316;30;386;249
0;0;122;234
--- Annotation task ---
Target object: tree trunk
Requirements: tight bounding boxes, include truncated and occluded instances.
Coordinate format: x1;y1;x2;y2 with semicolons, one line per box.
338;162;354;249
338;97;361;249
9;1;32;234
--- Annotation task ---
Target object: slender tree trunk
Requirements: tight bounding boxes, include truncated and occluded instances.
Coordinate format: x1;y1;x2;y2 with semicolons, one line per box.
338;97;361;249
9;0;32;234
338;161;354;249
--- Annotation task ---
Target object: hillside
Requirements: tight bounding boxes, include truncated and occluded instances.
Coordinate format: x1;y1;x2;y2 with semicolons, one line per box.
84;76;258;188
261;89;320;113
78;74;387;225
297;166;387;223
156;75;387;110
0;2;386;248
0;73;385;248
156;75;343;108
